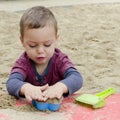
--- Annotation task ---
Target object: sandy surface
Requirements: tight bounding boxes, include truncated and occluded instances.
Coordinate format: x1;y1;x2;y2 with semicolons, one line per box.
1;0;120;11
0;1;120;120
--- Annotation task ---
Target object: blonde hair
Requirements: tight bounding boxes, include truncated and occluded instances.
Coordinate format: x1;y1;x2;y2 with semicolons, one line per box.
20;6;57;37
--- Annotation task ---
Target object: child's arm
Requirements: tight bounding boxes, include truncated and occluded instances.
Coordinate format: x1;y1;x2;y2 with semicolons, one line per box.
42;68;83;101
6;73;25;97
6;73;48;101
61;68;83;96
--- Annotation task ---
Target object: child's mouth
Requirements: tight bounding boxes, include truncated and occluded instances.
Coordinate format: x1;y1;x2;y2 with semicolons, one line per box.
37;57;45;61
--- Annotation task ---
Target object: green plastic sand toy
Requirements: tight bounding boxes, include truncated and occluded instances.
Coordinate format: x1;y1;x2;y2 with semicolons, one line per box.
75;88;115;108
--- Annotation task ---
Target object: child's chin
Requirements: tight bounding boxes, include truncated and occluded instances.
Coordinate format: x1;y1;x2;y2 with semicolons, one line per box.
36;60;47;65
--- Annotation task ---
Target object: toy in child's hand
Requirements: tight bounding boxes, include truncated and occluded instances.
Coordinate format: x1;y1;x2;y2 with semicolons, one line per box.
75;88;115;109
32;98;62;111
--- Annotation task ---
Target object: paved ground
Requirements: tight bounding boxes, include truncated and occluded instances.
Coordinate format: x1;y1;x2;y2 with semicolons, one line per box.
0;0;120;12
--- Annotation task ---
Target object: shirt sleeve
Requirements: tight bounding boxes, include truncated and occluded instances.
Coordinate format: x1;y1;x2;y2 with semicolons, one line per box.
60;68;83;97
6;72;26;98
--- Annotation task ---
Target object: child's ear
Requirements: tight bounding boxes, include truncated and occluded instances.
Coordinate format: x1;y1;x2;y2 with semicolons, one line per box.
20;36;23;42
56;34;59;41
20;36;24;47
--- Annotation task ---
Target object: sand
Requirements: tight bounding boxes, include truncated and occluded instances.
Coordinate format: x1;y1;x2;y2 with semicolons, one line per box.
0;1;120;120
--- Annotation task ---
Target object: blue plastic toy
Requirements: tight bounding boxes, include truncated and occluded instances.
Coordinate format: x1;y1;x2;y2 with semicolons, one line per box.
32;98;61;111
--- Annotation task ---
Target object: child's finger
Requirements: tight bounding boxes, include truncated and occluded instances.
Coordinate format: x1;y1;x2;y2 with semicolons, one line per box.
43;96;48;101
42;90;47;95
36;94;44;101
40;84;49;91
25;95;32;102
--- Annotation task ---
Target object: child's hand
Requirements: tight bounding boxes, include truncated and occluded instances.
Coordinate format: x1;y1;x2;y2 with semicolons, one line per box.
42;82;68;101
20;83;48;101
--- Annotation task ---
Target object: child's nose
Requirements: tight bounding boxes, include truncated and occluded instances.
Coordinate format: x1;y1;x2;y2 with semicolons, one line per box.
37;46;44;53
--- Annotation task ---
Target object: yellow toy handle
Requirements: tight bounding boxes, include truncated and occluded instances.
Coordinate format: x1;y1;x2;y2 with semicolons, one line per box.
95;88;115;99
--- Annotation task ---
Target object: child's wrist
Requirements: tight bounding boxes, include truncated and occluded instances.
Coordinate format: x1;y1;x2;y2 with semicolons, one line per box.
56;82;68;94
20;83;31;95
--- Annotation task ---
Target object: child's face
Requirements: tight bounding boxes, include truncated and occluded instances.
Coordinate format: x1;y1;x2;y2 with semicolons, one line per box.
20;25;58;66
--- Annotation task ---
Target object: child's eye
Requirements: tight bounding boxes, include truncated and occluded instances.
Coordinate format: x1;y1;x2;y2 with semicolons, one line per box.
29;45;37;48
44;44;51;47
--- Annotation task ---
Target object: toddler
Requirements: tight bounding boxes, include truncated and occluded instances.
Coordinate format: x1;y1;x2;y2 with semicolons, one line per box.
6;6;83;102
